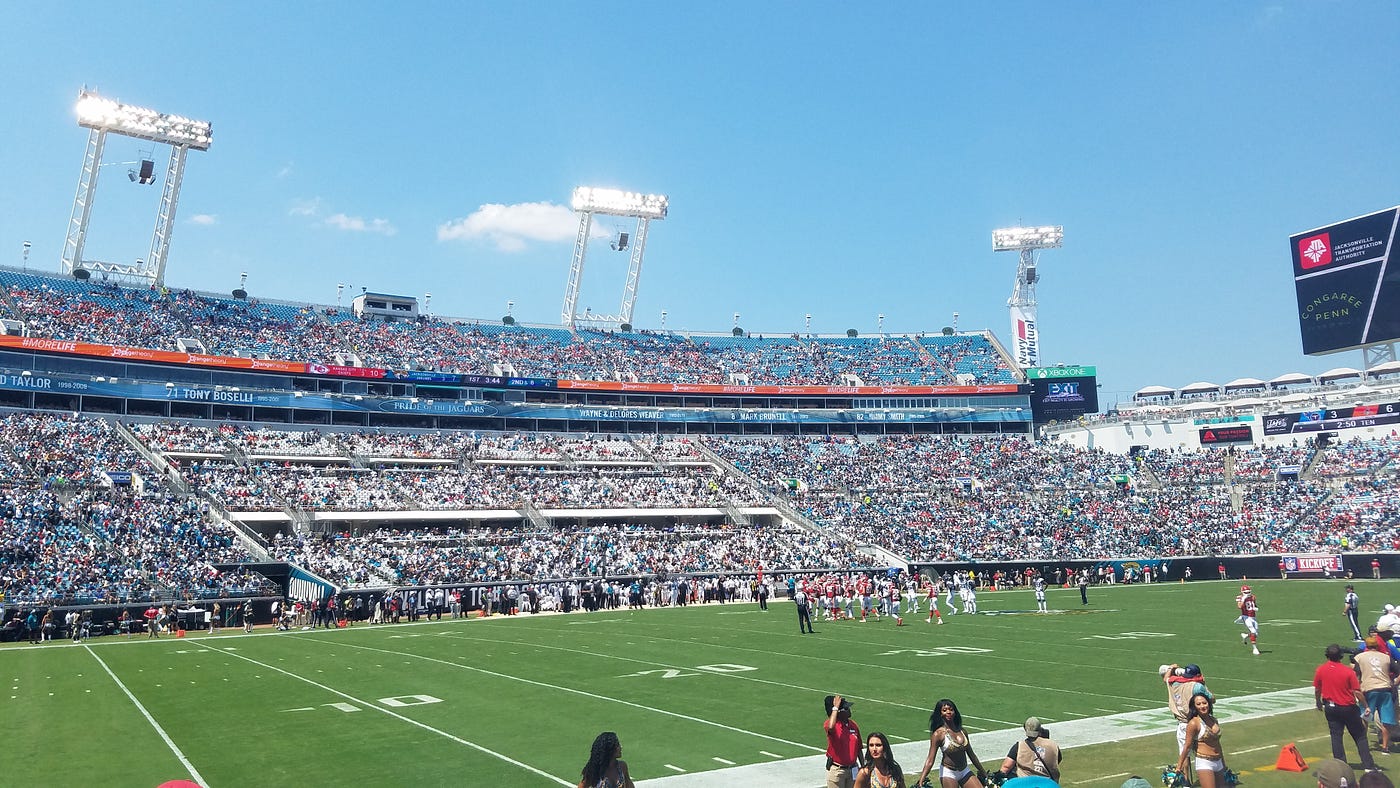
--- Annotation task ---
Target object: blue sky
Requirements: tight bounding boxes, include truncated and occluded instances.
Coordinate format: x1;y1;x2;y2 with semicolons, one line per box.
2;3;1398;407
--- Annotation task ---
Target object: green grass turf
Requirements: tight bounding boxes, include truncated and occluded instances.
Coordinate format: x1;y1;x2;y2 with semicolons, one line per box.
2;577;1392;787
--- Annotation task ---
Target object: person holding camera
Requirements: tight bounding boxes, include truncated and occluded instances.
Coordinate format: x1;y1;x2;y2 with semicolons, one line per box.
824;694;861;788
996;717;1060;782
1162;663;1210;759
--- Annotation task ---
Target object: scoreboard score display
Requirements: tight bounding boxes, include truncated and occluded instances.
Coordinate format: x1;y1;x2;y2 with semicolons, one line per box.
1263;401;1400;436
1290;205;1400;355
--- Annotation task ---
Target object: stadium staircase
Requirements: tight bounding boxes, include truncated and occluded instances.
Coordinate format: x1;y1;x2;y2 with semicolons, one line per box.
693;439;828;535
0;287;22;321
909;340;948;378
983;332;1023;381
113;421;272;559
719;500;751;527
627;436;665;469
113;421;192;496
516;496;550;529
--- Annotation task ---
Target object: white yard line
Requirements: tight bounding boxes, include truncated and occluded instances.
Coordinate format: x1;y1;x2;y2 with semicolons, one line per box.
313;636;827;754
440;630;934;713
193;644;573;786
84;645;208;787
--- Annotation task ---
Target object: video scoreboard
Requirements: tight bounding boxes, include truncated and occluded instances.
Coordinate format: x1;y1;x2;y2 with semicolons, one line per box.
1263;400;1400;436
1289;206;1400;355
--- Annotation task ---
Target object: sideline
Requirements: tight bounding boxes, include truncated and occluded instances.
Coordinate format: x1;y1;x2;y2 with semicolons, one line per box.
84;644;208;787
634;686;1317;787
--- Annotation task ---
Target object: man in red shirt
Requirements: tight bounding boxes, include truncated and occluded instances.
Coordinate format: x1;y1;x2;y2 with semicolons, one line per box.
1313;643;1378;770
823;694;860;788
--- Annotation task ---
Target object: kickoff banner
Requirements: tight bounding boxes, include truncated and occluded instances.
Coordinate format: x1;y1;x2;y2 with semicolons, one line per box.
1281;554;1344;574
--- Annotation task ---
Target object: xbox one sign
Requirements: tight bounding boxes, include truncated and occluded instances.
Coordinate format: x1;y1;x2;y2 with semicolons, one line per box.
1026;366;1096;379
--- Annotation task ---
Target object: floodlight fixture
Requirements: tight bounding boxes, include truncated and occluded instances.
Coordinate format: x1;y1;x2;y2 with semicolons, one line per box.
571;187;668;220
75;90;212;151
992;225;1063;252
60;88;213;287
562;184;669;327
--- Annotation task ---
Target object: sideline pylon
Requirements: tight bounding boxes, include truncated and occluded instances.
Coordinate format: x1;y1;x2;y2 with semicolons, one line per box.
1274;742;1307;771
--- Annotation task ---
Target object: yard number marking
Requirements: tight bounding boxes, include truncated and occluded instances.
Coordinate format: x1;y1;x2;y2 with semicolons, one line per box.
617;663;757;679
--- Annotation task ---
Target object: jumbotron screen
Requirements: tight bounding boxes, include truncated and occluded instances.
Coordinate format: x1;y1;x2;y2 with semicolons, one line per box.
1025;366;1099;423
1290;205;1400;355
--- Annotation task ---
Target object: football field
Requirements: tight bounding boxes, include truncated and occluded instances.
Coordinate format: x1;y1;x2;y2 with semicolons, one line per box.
3;578;1388;787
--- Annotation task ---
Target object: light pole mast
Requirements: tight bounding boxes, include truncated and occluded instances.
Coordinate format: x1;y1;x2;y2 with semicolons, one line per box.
992;225;1062;368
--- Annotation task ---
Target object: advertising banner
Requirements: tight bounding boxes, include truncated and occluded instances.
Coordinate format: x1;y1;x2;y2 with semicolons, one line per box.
554;380;1022;396
1009;304;1039;368
1281;554;1344;574
0;335;306;373
1291;206;1400;354
1025;366;1095;379
0;370;1033;425
1198;425;1254;445
1028;374;1099;422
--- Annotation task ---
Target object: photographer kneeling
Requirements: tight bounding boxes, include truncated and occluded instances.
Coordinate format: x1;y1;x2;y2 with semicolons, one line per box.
997;717;1061;783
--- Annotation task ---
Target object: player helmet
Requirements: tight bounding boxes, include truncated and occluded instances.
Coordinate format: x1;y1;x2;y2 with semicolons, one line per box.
1240;585;1251;593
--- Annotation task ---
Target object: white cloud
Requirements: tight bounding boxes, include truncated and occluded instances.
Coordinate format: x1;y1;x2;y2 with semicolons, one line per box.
289;197;321;217
276;163;293;179
188;214;218;226
324;213;397;236
437;201;583;252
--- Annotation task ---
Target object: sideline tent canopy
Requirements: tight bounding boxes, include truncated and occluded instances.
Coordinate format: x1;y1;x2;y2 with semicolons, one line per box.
1319;367;1363;383
1224;377;1267;391
1134;385;1174;400
1367;360;1400;378
1179;381;1221;397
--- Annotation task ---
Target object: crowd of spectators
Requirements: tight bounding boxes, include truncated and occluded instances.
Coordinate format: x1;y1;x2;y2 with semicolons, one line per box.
2;410;1398;603
0;486;261;605
265;521;864;589
0;269;1020;386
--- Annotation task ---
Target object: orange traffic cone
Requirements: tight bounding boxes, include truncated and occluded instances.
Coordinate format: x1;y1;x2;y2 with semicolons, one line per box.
1274;743;1307;771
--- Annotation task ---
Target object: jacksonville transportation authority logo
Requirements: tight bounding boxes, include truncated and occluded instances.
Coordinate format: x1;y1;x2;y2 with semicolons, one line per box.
1299;232;1333;269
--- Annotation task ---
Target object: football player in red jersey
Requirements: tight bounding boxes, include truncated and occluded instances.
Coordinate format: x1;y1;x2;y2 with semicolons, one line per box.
1236;585;1260;655
857;574;877;622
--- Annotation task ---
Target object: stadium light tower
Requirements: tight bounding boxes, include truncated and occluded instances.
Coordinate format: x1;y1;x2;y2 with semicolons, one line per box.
60;88;212;285
561;186;667;327
992;225;1062;368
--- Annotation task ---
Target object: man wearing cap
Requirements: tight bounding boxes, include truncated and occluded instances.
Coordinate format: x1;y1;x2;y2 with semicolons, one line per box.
1163;663;1210;758
997;717;1061;781
1354;634;1398;755
1314;643;1379;771
823;694;860;788
1378;605;1400;634
1345;585;1363;642
1314;758;1357;788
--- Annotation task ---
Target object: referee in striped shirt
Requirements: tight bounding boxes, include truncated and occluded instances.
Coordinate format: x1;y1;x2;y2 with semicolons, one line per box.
1344;585;1362;642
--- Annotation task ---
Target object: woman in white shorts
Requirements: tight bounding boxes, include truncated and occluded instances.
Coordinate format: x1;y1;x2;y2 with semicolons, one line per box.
1178;691;1228;787
913;698;987;788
